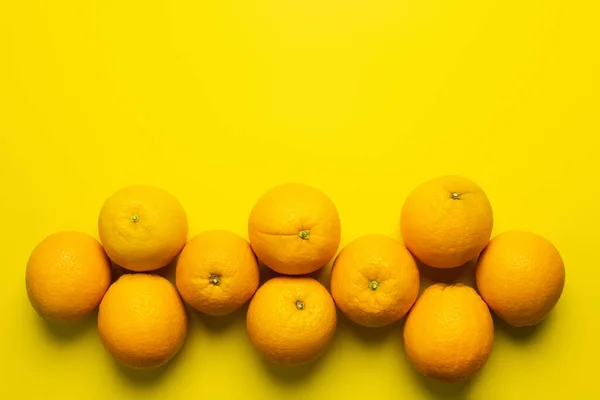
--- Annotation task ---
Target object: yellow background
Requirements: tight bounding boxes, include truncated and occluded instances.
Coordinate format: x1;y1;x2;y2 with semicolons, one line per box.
1;1;599;399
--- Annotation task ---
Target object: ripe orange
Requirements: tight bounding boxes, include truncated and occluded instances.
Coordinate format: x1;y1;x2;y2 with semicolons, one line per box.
98;274;188;368
246;277;337;365
330;234;419;327
476;230;565;327
404;283;494;382
25;231;111;322
248;183;341;275
401;175;493;269
176;230;260;316
98;185;188;272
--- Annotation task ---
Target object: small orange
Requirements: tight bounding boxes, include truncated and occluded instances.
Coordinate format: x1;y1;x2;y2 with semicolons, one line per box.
246;277;337;365
98;274;188;368
176;230;260;316
476;230;565;327
25;231;111;322
248;183;341;275
330;234;419;327
401;175;493;269
404;283;494;381
98;185;188;272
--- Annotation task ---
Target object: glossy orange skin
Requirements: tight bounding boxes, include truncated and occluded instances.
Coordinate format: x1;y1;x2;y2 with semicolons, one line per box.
248;183;341;275
98;274;187;369
404;284;494;382
176;230;260;316
246;277;337;365
330;234;419;327
476;230;565;327
26;231;111;322
98;185;188;272
401;175;493;268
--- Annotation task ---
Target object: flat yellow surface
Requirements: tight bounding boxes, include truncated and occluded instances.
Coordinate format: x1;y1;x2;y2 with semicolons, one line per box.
1;1;599;399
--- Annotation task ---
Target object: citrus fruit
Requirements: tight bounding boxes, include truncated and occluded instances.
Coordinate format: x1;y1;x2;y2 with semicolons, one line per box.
404;283;494;381
401;175;493;269
248;183;341;275
98;185;188;272
98;274;187;368
176;230;260;316
330;234;419;327
246;277;337;365
476;230;565;327
25;231;111;322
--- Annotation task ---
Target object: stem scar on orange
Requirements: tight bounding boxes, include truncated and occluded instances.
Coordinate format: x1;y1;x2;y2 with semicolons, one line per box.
248;183;341;275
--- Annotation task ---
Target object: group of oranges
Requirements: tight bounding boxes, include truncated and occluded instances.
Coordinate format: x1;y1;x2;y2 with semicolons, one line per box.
25;176;565;382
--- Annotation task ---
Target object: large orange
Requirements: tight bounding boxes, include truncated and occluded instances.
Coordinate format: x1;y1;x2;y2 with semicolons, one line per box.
401;175;493;269
176;230;260;316
476;230;565;327
98;274;188;368
246;277;337;365
25;231;111;322
330;234;419;327
404;283;494;381
248;183;341;275
98;185;188;272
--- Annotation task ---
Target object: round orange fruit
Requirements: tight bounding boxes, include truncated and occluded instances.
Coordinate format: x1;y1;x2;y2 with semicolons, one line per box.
246;277;337;365
176;230;260;316
98;274;188;368
98;185;188;272
26;231;111;322
330;234;419;327
248;183;341;275
476;230;565;327
401;175;493;269
404;283;494;382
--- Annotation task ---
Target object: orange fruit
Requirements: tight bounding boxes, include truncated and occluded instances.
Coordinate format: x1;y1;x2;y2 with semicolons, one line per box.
98;274;187;368
401;175;493;269
176;230;260;316
404;283;494;381
246;277;337;365
248;183;341;275
25;231;111;322
98;185;188;272
330;234;419;327
476;230;565;327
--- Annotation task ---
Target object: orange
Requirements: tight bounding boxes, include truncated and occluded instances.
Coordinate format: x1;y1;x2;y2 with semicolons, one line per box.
26;231;111;322
476;230;565;327
98;274;188;368
330;234;419;327
176;230;260;316
404;283;494;381
401;175;493;269
98;185;188;272
246;277;337;365
248;183;341;275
